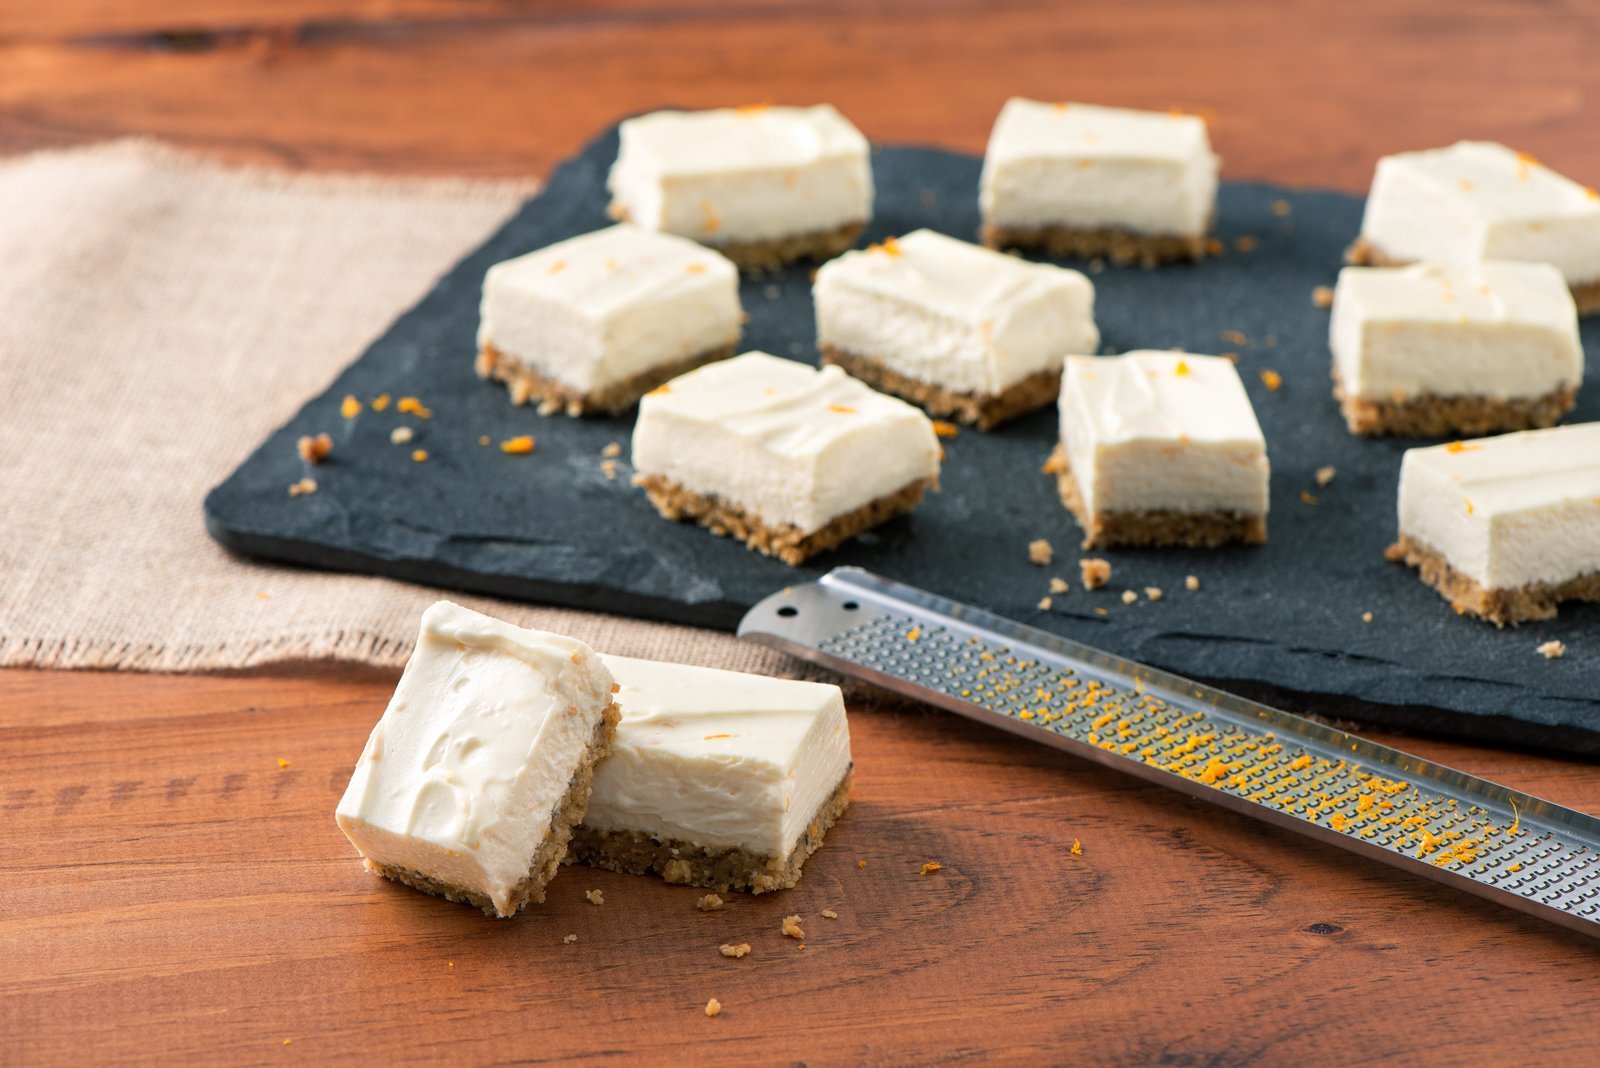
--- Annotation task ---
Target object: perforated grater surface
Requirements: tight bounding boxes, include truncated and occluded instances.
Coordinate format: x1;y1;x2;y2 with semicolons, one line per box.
739;568;1600;939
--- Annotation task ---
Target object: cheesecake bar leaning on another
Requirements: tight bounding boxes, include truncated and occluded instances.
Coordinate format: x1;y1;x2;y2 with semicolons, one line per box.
570;656;853;894
814;229;1101;430
1330;261;1582;437
334;601;621;917
980;98;1219;266
476;223;742;416
607;105;873;273
1350;141;1600;315
1049;351;1270;549
1386;424;1600;626
632;351;941;565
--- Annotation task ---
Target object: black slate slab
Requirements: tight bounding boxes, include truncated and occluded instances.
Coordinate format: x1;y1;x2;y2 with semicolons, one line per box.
206;126;1600;749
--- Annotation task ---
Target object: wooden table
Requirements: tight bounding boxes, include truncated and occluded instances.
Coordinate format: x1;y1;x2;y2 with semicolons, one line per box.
5;2;1600;1063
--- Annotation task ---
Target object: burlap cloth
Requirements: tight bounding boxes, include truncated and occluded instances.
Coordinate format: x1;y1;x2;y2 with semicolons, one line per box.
0;140;791;677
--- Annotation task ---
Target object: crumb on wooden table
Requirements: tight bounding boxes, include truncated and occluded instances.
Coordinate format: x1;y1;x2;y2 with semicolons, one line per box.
856;859;867;869
288;477;318;497
1049;576;1069;595
696;893;724;911
1538;640;1567;660
1312;285;1335;309
1315;465;1336;487
584;889;604;905
1080;558;1111;589
1185;575;1200;591
390;426;414;445
719;943;751;959
296;433;333;464
704;998;722;1018
821;909;838;919
1028;538;1053;566
781;915;805;939
563;933;578;944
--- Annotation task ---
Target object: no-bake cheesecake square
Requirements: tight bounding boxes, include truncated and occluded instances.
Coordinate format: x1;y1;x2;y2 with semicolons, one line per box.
1050;351;1270;549
1386;424;1600;625
814;229;1100;430
1349;141;1600;315
980;99;1219;266
476;224;742;416
607;105;873;273
334;602;620;918
570;655;853;894
1330;261;1582;437
632;351;941;565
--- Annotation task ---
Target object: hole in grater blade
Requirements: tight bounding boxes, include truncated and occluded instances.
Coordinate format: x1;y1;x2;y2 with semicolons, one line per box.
811;608;1600;928
777;606;798;618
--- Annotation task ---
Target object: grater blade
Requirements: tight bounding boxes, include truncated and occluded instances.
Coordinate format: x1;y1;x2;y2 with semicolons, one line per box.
738;567;1600;939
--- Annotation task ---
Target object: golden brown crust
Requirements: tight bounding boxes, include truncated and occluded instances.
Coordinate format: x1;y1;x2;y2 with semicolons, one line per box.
819;344;1060;430
981;221;1210;267
634;474;930;566
475;341;736;417
1346;237;1600;316
1331;367;1576;438
366;700;621;918
607;203;862;273
567;770;853;894
1047;443;1267;549
1385;535;1600;627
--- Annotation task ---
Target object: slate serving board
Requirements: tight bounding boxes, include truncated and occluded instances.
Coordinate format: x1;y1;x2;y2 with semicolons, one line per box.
206;126;1600;750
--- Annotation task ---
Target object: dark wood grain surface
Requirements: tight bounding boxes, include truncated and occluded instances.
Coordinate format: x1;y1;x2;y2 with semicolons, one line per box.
5;2;1600;1064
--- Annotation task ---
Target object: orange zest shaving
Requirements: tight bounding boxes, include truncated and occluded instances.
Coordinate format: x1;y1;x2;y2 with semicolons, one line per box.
931;420;960;439
547;260;567;275
411;449;429;463
341;394;362;419
1070;839;1083;856
1174;360;1190;377
371;393;392;411
499;435;536;455
397;396;432;419
828;404;856;414
1260;369;1283;391
1444;440;1479;453
905;627;922;642
919;861;943;876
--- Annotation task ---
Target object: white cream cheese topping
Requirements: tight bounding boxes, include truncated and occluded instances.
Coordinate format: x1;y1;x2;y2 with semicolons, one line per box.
1060;351;1269;516
1330;261;1582;401
814;228;1100;395
1398;424;1600;590
607;105;873;244
334;601;614;917
1359;141;1600;285
584;656;852;859
632;351;941;534
980;98;1219;237
478;223;741;393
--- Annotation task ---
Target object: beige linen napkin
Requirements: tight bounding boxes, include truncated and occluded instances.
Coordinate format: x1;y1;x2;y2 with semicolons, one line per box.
0;140;790;676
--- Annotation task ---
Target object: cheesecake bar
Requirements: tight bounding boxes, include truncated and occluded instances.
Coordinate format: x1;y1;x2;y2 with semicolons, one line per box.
476;224;741;416
1350;141;1600;315
980;99;1219;266
1386;424;1600;625
607;105;873;273
334;601;620;917
1330;261;1582;437
814;229;1101;429
1050;351;1269;548
633;351;940;564
570;655;853;893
